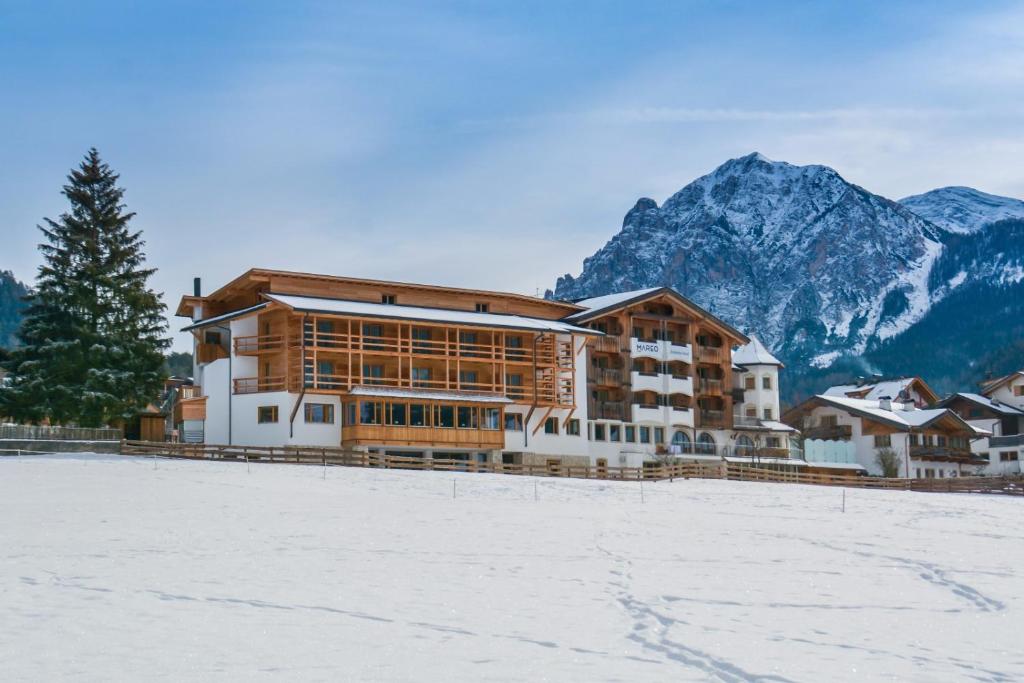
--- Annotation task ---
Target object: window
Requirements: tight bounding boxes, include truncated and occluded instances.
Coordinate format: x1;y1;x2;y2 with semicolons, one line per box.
362;324;384;350
744;375;755;390
915;468;921;478
874;435;891;448
475;302;490;312
460;331;477;344
1015;385;1024;397
381;294;396;305
762;376;772;390
505;335;522;348
317;359;334;377
766;436;780;448
639;426;651;444
204;330;221;345
389;402;407;426
625;425;636;442
654;427;665;444
938;470;945;478
745;407;757;419
567;419;581;436
363;364;384;386
347;402;356;426
1000;451;1019;462
609;424;621;442
412;367;431;388
504;413;523;431
305;403;335;424
482;408;501;430
435;405;455;428
358;401;381;425
457;406;477;429
594;423;606;441
262;321;271;336
763;408;773;420
459;370;478;387
410;404;427;427
257;406;278;423
820;415;838;427
544;417;559;435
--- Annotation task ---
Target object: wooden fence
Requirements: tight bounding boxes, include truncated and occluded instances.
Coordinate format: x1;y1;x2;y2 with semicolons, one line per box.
1;424;123;441
118;440;1024;495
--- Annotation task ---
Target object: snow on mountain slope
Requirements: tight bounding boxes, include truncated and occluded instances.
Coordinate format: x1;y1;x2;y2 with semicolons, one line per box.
3;454;1024;680
554;153;943;366
901;186;1024;234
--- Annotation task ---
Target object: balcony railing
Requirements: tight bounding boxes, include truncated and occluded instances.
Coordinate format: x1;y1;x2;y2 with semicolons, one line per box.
592;368;623;385
233;376;287;394
593;336;622;354
196;343;228;364
699;378;724;395
234;334;285;355
733;415;762;428
990;434;1024;448
909;445;974;460
591;401;625;420
697;409;725;428
696;345;722;363
803;424;853;440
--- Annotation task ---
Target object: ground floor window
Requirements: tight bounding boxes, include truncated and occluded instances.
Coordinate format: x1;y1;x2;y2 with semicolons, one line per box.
481;407;501;430
609;424;621;442
567;418;581;436
639;426;651;444
257;406;278;423
654;427;665;444
874;434;891;448
594;423;607;441
305;403;335;424
505;413;523;431
625;425;636;443
544;417;559;435
1000;451;1019;462
697;432;715;455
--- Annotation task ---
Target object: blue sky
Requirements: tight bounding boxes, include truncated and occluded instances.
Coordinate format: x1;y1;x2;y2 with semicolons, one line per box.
2;1;1023;351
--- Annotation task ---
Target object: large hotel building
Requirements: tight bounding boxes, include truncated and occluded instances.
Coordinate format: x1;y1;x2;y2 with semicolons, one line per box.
174;269;796;468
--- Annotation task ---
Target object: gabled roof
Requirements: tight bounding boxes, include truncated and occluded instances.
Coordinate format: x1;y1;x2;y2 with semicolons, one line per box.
561;286;749;344
785;394;988;435
264;293;600;335
733;336;783;367
937;392;1024;417
979;371;1024;396
823;377;939;405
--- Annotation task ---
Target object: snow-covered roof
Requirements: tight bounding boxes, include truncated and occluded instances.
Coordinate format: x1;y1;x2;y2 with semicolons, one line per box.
823;377;935;402
348;387;512;404
759;420;797;433
812;395;987;434
180;302;269;332
564;288;660;321
263;293;599;336
980;371;1024;396
943;392;1024;416
733;336;782;367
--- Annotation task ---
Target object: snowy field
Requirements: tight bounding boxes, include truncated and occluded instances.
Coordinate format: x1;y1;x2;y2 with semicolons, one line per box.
2;455;1023;682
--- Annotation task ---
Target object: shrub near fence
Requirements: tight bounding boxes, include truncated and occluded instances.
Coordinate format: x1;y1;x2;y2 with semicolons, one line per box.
118;440;1024;496
1;424;123;441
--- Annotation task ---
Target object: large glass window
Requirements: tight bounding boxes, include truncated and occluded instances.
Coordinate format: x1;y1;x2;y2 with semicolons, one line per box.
358;401;381;425
363;323;384;351
305;403;335;424
390;402;407;426
457;406;478;429
435;405;455;428
482;408;501;430
412;367;431;388
363;364;384;386
409;404;427;427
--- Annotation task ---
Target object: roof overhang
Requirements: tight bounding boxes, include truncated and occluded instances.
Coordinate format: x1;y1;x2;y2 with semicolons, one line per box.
179;302;269;332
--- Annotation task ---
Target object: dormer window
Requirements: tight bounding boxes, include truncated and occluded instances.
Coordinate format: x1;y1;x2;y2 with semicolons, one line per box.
475;302;489;312
381;294;396;305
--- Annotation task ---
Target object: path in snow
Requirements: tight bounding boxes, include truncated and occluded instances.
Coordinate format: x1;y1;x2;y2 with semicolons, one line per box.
1;454;1022;681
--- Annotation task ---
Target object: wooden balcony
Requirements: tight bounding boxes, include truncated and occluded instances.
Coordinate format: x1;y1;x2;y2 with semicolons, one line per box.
592;368;623;386
909;445;974;461
699;378;724;395
234;376;287;394
803;424;853;441
592;336;623;354
196;343;228;364
696;345;722;363
173;396;206;424
591;401;625;420
343;424;504;449
697;409;725;428
234;334;285;355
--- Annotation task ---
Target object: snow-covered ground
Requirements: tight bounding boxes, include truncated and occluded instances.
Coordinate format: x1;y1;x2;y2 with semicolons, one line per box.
2;454;1023;682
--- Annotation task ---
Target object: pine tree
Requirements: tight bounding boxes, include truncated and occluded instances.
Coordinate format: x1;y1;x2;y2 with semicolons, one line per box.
0;149;169;426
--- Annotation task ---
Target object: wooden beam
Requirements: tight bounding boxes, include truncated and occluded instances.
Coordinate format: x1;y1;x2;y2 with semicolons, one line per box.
532;406;555;435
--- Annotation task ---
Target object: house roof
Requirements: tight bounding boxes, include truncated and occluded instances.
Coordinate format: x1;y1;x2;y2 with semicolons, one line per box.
979;371;1024;396
823;377;939;405
180;302;269;332
787;394;988;435
561;286;749;344
938;392;1024;417
264;293;600;336
733;336;783;367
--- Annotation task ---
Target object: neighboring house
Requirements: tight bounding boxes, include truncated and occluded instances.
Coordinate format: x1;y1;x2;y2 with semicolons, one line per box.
175;269;597;466
563;290;799;469
784;392;988;478
822;376;940;407
938;370;1024;475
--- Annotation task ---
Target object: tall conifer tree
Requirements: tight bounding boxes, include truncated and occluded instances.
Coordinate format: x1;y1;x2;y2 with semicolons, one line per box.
0;149;168;426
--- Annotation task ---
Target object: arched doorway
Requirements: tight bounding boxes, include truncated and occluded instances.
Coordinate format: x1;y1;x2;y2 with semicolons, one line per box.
672;430;691;453
735;434;754;455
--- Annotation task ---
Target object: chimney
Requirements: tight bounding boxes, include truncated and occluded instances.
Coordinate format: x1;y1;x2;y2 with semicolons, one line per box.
878;396;893;411
193;277;202;297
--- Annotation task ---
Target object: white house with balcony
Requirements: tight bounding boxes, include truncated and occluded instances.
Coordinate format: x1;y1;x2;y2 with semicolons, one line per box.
938;370;1024;475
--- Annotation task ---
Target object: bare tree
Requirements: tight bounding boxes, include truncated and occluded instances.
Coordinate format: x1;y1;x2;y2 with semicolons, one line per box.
875;447;901;478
